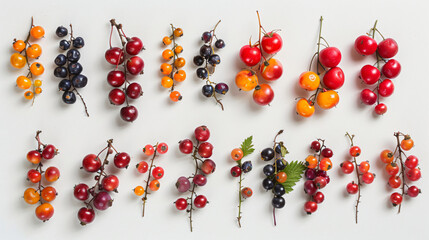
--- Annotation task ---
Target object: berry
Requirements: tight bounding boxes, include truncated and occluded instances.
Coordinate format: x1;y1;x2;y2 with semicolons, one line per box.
253;84;274;106
93;191;112;210
176;176;191;193
113;152;130;168
41;187;57;202
35;203;54;221
196;68;208;79
120;105;138;122
405;155;419;169
380;150;394;163
68;62;83;75
406;168;421;181
262;178;274;190
201;159;216;175
360;89;377;105
272;184;285;196
321;148;333;158
102;175;119;191
82;154;101;172
27;150;42;164
193;55;204;66
56;26;68;37
388;176;401;188
45;166;60;182
261;32;283;54
215;83;229;95
136;161;149;173
341;160;354;174
54;67;68;78
314;176;327;189
72;75;88;88
390;192;403;206
385;163;399;176
361;172;374;184
407;186;420;198
310;141;321;152
24;188;40;204
263;164;275;176
170;91;182;102
305;168;316;180
105;47;124;65
74;183;90;201
274;159;287;171
349;146;361;157
347;182;359;194
241;187;253;198
193;174;207;186
59;40;71;50
202;85;214;97
202;31;212;42
125;37;143;55
304;201;318;214
73;37;85;48
194;195;207;208
231;148;244;161
157;142;168;154
126;82;142;99
175;198;188;210
319;47;341;67
126;56;144;75
198;142;213;158
375;103;388;115
378;38;398;58
313;192;325;204
179;139;193;154
401;138;414;151
151;166;164;180
241;161;253;173
78;207;95;225
208;54;220;65
42;145;57;160
323;67;344;90
304;180;317;195
231;166;242;177
215;39;225;49
261;148;275;161
239;45;261;66
319;158;333;171
358;161;370;173
27;169;42;183
195;126;210;142
109;89;126;105
55;54;67;66
360;65;380;85
199;45;212;58
354;35;377;55
272;196;285;208
30;26;45;39
378;79;394;97
382;59;401;79
275;172;287;183
305;155;317;169
149;180;160;191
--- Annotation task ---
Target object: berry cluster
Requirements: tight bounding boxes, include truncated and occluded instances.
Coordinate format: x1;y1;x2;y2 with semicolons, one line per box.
296;17;344;117
194;21;228;110
106;19;144;122
54;25;89;116
341;133;375;223
134;143;168;217
161;25;185;102
24;131;59;221
176;126;216;232
236;11;283;106
11;17;44;103
74;139;130;225
355;21;401;115
303;139;334;214
381;132;421;212
230;136;255;227
261;130;306;225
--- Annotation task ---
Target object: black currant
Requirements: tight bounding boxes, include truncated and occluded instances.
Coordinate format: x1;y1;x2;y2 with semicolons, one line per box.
56;26;68;37
59;39;71;50
62;91;76;104
262;178;274;190
275;144;282;154
273;184;286;196
261;148;275;161
196;68;208;79
274;159;287;171
193;55;204;66
67;49;81;62
73;37;85;48
58;79;72;91
272;196;285;208
241;161;253;173
72;74;88;88
54;54;67;66
202;85;214;97
215;83;229;95
263;164;275;176
201;31;212;43
208;54;220;66
215;39;225;49
54;67;68;78
68;62;83;75
199;45;212;59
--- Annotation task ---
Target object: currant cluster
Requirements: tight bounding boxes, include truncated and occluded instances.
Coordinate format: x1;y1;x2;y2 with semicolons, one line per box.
74;139;130;225
134;142;168;217
303;138;334;214
54;25;89;116
296;17;344;117
11;17;44;103
106;19;144;122
380;132;421;212
194;20;228;110
261;130;306;225
24;131;59;221
236;11;283;106
176;126;216;232
161;25;185;102
355;21;401;115
230;136;255;227
341;133;375;223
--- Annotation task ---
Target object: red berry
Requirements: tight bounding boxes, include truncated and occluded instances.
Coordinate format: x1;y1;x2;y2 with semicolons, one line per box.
346;182;359;194
136;161;149;173
42;145;57;160
113;152;130;168
377;38;398;58
152;167;165;180
194;195;207;208
125;37;143;55
388;175;401;188
175;198;188;210
319;47;341;68
193;174;207;186
360;89;377;105
78;207;95;225
322;67;344;90
201;159;216;175
378;79;394;97
108;89;126;105
194;126;210;142
45;166;60;182
82;154;101;172
198;142;213;158
374;103;387;115
321;148;333;158
349;146;361;157
179;139;194;154
385;163;399;176
239;45;261;67
157;142;168;154
390;192;402;206
360;65;380;85
361;172;374;184
354;35;377;55
261;32;283;54
120;105;138;122
382;59;401;78
126;82;142;99
27;169;42;183
405;155;419;169
105;47;124;65
407;186;420;198
126;56;144;75
304;201;318;214
313;192;325;204
230;166;242;177
143;145;154;156
341;160;354;174
314;176;327;189
107;70;125;87
406;168;421;181
102;175;119;191
252;84;274;106
27;150;42;164
74;183;90;201
311;141;321;152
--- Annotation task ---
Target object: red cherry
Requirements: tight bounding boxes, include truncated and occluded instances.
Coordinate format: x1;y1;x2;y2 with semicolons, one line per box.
120;105;138;122
194;126;210;142
346;182;359;194
378;38;398;58
313;192;325;204
261;32;283;54
239;45;261;66
321;148;333;158
113;152;130;169
390;192;403;206
175;198;188;210
198;142;213;158
253;84;274;106
314;176;327;189
374;103;387;115
82;154;101;172
193;174;207;186
407;186;420;198
107;70;125;87
322;67;344;90
360;65;380;85
126;82;142;99
406;168;421;181
126;56;144;75
378;79;394;97
382;59;401;78
354;35;377;55
405;155;419;169
260;58;283;81
179;139;194;154
108;89;126;105
201;159;216;175
105;47;124;65
304;201;318;214
42;145;57;160
319;47;341;68
78;207;95;225
194;195;207;208
360;89;377;105
102;175;119;191
125;37;143;55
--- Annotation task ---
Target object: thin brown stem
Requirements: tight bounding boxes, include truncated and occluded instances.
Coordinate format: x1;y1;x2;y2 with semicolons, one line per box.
346;132;361;224
187;141;201;232
394;132;406;213
142;145;158;217
237;160;243;227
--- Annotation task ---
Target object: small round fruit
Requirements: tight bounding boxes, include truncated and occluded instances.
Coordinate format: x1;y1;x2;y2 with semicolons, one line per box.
406;168;421;181
362;172;375;184
162;36;172;45
193;55;204;66
241;161;253;173
195;125;210;142
231;148;243;161
235;70;258;91
201;159;216;175
304;180;317;195
215;39;225;49
30;26;45;38
107;71;125;87
13;40;26;52
390;192;403;206
55;26;68;37
341;160;354;174
93;191;112;211
26;44;42;58
173;28;183;37
260;58;283;81
193;174;207;186
380;150;394;163
161;76;173;88
35;203;54;221
239;45;261;66
62;91;76;104
313;192;325;204
275;172;287;183
10;53;26;68
305;168;316;180
176;177;191;193
200;45;212;58
208;54;220;66
152;166;165;180
319;47;341;67
170;91;182;102
360;89;377;105
202;85;214;97
174;57;186;68
196;68;208;79
125;37;143;55
126;82;142;99
41;186;57;202
16;76;32;89
401;137;414;151
321;148;333;158
360;65;380;85
261;32;283;54
27;169;42;183
382;59;401;79
136;161;149;173
314;176;327;189
385;163;399;176
27;150;41;164
407;186;420;198
126;56;144;75
30;62;44;76
194;195;207;208
299;71;320;91
149;179;160;191
179;139;193;154
109;89;126;105
215;83;229;95
262;178;274;190
349;146;361;157
323;67;344;90
120;105;138;122
253;84;274;106
378;79;394;97
296;99;315;117
378;38;398;58
102;175;119;191
319;158;333;171
261;148;275;161
24;188;40;204
173;70;186;82
263;164;275;176
272;196;285;209
405;155;419;169
304;201;318;214
113;152;130;169
388;176;401;188
73;37;85;48
72;75;88;88
305;155;318;169
82;154;101;172
45;166;60;182
375;103;387;115
78;207;95;225
105;47;124;65
316;90;339;109
74;183;90;201
241;187;253;198
231;166;242;177
311;141;321;152
346;182;359;194
359;161;370;173
175;198;188;210
174;45;183;54
272;184;285;196
198;142;213;158
354;35;377;55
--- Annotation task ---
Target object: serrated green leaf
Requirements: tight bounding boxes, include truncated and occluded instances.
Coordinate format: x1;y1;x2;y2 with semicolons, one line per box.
281;161;306;194
240;136;255;157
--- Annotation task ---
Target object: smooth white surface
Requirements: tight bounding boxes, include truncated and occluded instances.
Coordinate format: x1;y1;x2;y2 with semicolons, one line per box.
1;0;428;239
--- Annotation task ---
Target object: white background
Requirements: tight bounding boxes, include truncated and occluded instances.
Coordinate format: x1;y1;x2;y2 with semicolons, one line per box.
1;0;428;239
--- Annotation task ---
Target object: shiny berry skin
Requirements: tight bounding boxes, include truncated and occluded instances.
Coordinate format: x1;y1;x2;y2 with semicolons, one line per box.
208;54;220;66
176;177;191;193
24;188;40;204
74;183;90;201
113;152;130;169
142;145;154;156
321;148;333;158
262;178;274;190
54;67;68;78
67;49;80;62
126;83;142;99
407;168;421;181
272;184;285;196
347;182;359;194
201;31;212;42
305;155;317;169
107;71;125;87
304;201;318;214
42;145;57;160
179;139;193;154
45;166;60;182
407;186;420;197
272;196;285;209
68;62;83;75
253;84;274;106
72;75;87;88
196;68;208;79
199;45;212;59
358;161;370;173
201;159;216;175
405;155;419;169
382;59;401;78
390;192;403;206
388;176;401;188
152;167;165;180
311;141;321;152
239;45;261;66
157;142;168;154
349;146;361;157
319;47;341;68
102;175;119;191
305;168;316;180
317;89;340;108
378;38;398;59
120;105;138;122
341;160;354;174
27;169;42;183
385;163;399;176
125;37;143;55
136;161;149;173
73;37;85;48
198;142;213;158
59;40;71;50
193;174;207;186
175;198;188;210
323;67;345;90
354;35;377;55
215;39;225;49
241;161;253;173
360;65;380;85
304;180;317;195
27;150;42;164
375;103;387;115
319;158;333;171
380;150;394;163
126;56;144;75
263;164;275;176
35;203;54;221
241;187;253;198
231;166;242;177
194;195;207;208
109;89;126;105
378;79;394;97
314;176;327;189
195;126;210;142
202;85;214;97
193;55;204;66
41;187;56;202
313;192;325;204
274;159;287;171
401;138;414;151
78;207;95;225
56;26;68;37
231;148;244;161
360;89;377;105
105;47;124;65
215;83;229;95
55;54;67;66
275;172;287;183
261;32;283;54
261;148;275;161
93;191;112;210
362;172;374;184
82;154;101;172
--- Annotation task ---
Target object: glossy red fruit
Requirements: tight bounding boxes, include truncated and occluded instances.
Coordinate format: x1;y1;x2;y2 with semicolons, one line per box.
385;163;399;176
82;154;101;172
253;84;274;106
239;45;261;66
27;169;42;183
193;174;207;186
179;139;193;154
260;58;283;81
109;89;126;105
27;150;42;164
126;56;144;75
323;67;344;90
74;183;90;201
346;182;359;194
136;161;149;173
321;148;333;158
194;126;210;142
113;152;130;169
360;65;380;85
313;192;325;204
390;192;402;206
375;103;387;115
407;186;420;197
157;143;168;154
230;166;242;177
198;142;213;158
261;32;283;54
341;160;354;174
405;155;419;169
105;47;124;65
152;166;165;180
360;89;377;105
107;70;125;87
78;207;95;225
125;37;143;55
314;176;327;189
45;167;60;182
388;176;401;188
378;79;394;97
362;172;374;184
175;198;188;210
354;35;377;55
382;59;401;78
201;159;216;175
102;175;119;191
378;38;398;58
319;47;341;68
349;146;361;157
407;168;421;181
304;201;318;214
194;195;207;208
42;145;57;160
120;105;138;122
126;82;142;99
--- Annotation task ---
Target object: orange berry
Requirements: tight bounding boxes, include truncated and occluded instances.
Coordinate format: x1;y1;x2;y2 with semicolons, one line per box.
162;36;172;45
24;188;40;204
296;99;315;117
170;91;182;102
160;63;172;75
275;172;287;183
173;70;186;82
30;26;45;39
235;70;258;91
319;158;333;171
231;148;244;161
10;53;26;68
13;40;26;52
174;45;183;54
174;57;186;68
305;155;318;169
35;203;54;221
26;44;42;58
162;49;174;60
358;161;370;173
41;186;57;202
299;71;320;91
35;87;42;94
34;79;42;87
149;179;160;191
380;150;394;163
316;90;339;109
24;91;34;100
161;76;174;88
174;28;183;37
401;137;414;151
134;186;145;196
16;76;32;89
30;62;44;76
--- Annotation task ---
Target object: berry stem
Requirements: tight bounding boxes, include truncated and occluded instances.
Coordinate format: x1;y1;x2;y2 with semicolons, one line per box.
237;160;243;228
271;129;284;226
23;17;36;105
34;130;46;205
169;24;177;92
142;144;158;217
393;132;406;213
256;11;268;63
346;132;362;224
187;141;201;232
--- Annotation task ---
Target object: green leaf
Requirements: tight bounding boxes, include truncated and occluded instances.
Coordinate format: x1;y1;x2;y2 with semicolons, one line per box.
240;136;255;157
281;161;306;194
279;141;289;157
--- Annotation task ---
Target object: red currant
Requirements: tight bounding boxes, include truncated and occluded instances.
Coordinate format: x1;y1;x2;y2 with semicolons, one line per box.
27;169;42;183
179;139;194;154
108;89;126;105
198;142;213;158
74;183;89;201
374;103;387;115
230;166;242;177
310;141;321;152
113;152;130;169
360;89;377;105
194;195;207;208
78;207;95;225
120;105;138;122
377;38;398;58
101;175;119;191
388;175;401;188
378;79;394;97
105;47;124;65
253;84;274;106
321;148;333;158
42;145;57;160
361;172;374;184
385;163;399;176
193;174;207;186
125;37;143;55
194;126;210;142
322;67;344;90
358;161;370;174
157;143;168;154
152;166;164;180
390;192;402;206
406;168;421;181
346;182;359;194
201;159;216;175
136;161;149;173
314;176;327;189
82;154;101;172
27;150;42;164
405;155;419;169
313;192;325;204
45;166;60;182
407;186;420;198
319;47;341;68
349;146;361;157
143;144;154;156
107;70;125;87
304;201;318;214
175;198;188;210
360;65;380;85
126;56;144;75
341;160;354;174
382;59;401;78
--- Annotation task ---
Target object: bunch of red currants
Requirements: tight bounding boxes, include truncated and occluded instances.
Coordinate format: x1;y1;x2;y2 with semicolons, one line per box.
106;19;144;122
355;21;400;115
235;11;283;106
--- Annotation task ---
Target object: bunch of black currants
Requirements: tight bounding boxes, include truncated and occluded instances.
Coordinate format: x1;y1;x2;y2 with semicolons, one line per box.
54;25;89;116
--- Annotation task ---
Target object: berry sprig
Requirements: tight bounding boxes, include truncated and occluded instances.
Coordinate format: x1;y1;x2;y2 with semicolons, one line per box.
230;136;255;227
380;132;421;212
106;19;144;122
11;17;44;104
235;11;284;106
74;139;130;225
355;21;401;115
296;16;344;117
342;133;375;223
261;130;306;225
194;20;228;110
134;143;168;217
54;24;89;116
161;25;185;102
24;131;59;222
303;139;334;214
176;126;216;232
